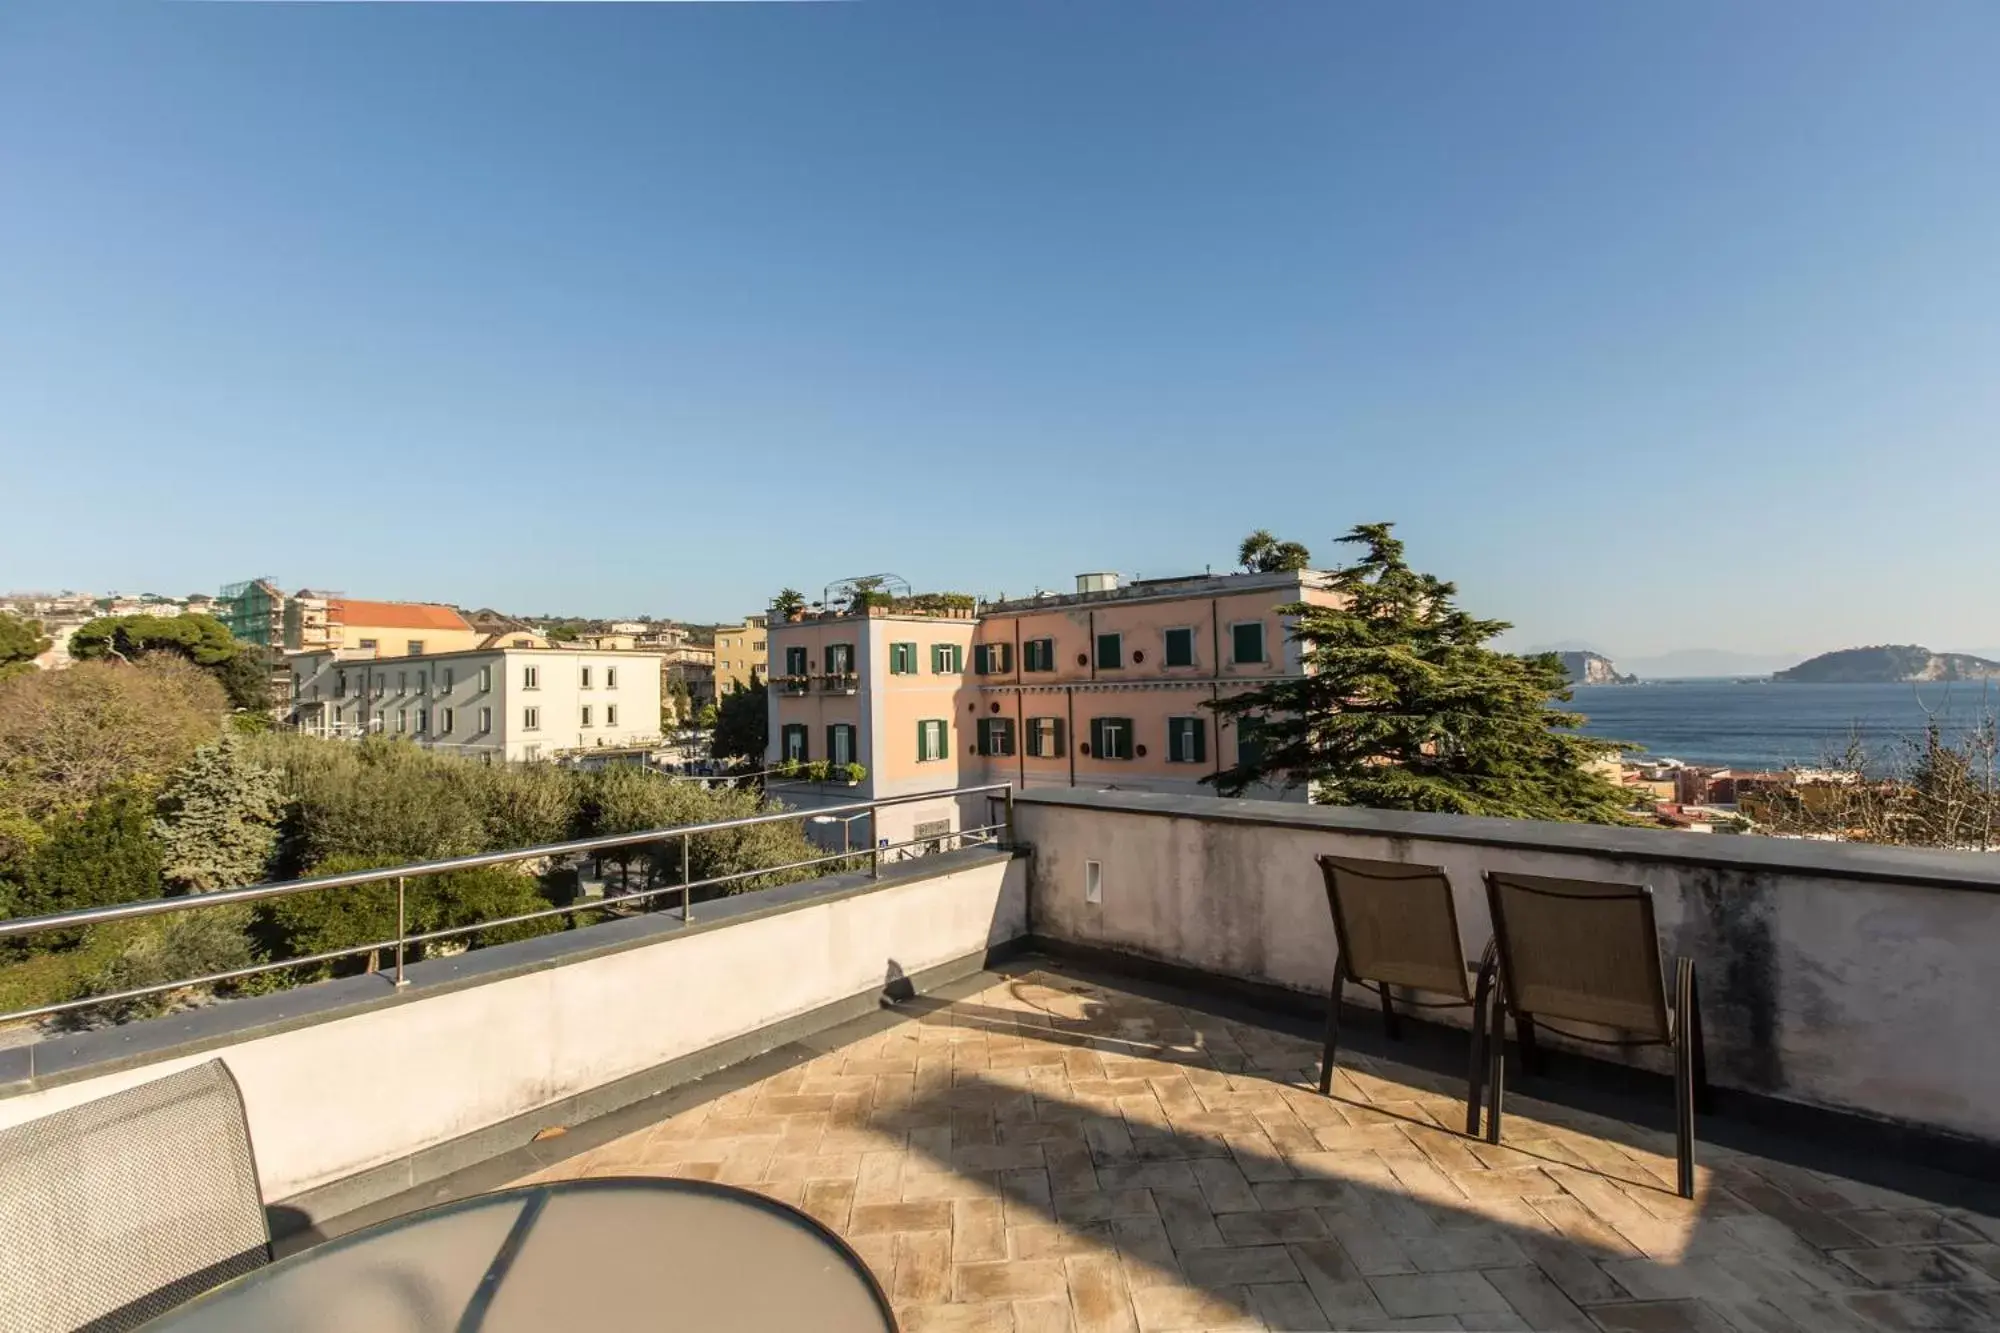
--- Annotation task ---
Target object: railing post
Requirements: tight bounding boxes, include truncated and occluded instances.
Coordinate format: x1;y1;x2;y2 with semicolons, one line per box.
394;875;408;988
1005;784;1016;849
870;805;881;880
681;833;692;924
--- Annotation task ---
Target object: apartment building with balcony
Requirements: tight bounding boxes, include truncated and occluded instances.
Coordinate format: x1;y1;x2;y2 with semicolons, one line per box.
766;568;1327;848
965;567;1333;801
288;646;662;762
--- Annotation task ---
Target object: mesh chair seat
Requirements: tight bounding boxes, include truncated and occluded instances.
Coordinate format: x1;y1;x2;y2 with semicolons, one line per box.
0;1059;271;1333
1482;871;1708;1197
1315;855;1498;1136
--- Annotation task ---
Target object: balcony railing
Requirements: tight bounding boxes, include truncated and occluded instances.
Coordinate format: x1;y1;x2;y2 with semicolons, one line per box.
0;783;1015;1027
817;672;859;694
776;675;812;695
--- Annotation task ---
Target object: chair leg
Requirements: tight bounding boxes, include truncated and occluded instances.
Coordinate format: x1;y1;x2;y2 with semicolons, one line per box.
1514;1014;1541;1077
1485;997;1508;1145
1675;957;1698;1198
1687;961;1712;1114
1379;981;1402;1040
1465;948;1497;1137
1319;970;1345;1096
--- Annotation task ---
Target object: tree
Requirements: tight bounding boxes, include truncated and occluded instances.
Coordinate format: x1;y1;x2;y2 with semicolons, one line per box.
14;785;164;924
1207;523;1632;823
0;658;226;821
0;613;51;681
711;681;769;766
577;766;827;896
72;612;238;666
70;612;269;711
1238;530;1313;574
696;702;719;731
771;588;806;620
844;577;891;614
151;734;284;893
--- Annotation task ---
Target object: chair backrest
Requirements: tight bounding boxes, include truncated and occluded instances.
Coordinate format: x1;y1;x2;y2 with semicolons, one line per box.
1316;854;1472;999
1484;871;1670;1040
0;1059;270;1333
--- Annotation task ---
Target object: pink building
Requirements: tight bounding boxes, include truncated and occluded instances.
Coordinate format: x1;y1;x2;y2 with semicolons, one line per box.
766;569;1332;850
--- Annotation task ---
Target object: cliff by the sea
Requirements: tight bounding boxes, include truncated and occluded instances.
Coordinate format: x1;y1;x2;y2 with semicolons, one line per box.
1555;651;1636;686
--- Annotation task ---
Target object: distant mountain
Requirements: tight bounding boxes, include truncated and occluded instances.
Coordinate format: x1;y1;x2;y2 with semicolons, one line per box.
1553;651;1635;686
1774;645;2000;684
1620;649;1802;680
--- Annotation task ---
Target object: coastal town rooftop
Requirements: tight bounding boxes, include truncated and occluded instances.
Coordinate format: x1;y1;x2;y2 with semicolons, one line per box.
4;787;1999;1330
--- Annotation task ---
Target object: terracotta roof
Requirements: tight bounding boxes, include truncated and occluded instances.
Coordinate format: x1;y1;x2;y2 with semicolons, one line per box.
329;599;472;632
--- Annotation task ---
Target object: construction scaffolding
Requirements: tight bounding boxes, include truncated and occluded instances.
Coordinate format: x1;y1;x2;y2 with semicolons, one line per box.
217;578;284;647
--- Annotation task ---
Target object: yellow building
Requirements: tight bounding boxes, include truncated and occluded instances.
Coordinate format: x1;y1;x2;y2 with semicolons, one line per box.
285;596;481;658
711;615;768;695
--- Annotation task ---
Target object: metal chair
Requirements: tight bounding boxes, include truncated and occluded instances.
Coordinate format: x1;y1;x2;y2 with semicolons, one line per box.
1315;855;1499;1135
1482;871;1709;1198
0;1059;272;1333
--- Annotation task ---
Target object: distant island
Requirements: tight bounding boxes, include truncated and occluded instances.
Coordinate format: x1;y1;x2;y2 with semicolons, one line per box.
1774;644;2000;684
1554;650;1636;686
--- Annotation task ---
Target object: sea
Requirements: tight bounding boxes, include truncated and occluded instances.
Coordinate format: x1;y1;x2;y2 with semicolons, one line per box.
1566;680;2000;772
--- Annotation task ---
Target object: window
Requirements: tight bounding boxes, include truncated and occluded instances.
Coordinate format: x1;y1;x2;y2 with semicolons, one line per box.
1095;633;1122;669
581;666;593;689
523;707;541;731
827;723;856;766
889;642;918;674
443;668;454;693
417;708;428;734
1023;638;1055;672
417;671;427;694
606;666;618;689
581;705;594;727
753;640;765;651
1089;717;1134;760
1027;716;1066;758
396;709;407;734
931;643;963;674
785;646;809;676
359;638;377;651
523;665;540;689
1232;621;1267;665
976;717;1016;757
478;706;492;733
781;723;808;761
1168;716;1207;764
373;674;385;699
479;666;492;692
335;670;347;698
973;642;1013;675
439;707;454;736
826;643;854;674
407;640;425;656
1164;627;1196;668
398;670;408;694
1237;716;1265;769
917;718;949;762
605;704;618;726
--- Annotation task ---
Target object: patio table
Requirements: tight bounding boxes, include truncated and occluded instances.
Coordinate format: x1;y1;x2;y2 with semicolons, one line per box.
142;1177;897;1332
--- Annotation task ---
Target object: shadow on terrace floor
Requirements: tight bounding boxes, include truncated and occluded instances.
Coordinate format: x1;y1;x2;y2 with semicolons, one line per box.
520;967;2000;1332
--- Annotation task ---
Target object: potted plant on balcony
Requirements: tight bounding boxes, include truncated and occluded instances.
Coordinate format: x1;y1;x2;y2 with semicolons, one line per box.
804;760;832;783
772;588;806;622
841;762;867;786
777;758;803;780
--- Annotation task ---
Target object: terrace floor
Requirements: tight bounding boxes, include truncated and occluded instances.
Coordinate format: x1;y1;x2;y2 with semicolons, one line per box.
512;967;2000;1332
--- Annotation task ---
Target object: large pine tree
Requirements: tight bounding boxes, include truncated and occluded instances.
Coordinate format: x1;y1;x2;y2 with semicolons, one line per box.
1207;523;1632;823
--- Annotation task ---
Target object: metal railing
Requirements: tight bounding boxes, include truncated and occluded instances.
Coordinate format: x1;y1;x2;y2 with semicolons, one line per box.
0;783;1016;1026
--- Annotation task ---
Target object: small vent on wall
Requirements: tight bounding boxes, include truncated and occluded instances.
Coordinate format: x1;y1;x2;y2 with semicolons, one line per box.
1085;860;1103;905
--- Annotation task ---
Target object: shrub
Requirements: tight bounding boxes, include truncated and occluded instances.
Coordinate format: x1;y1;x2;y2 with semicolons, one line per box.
842;763;867;784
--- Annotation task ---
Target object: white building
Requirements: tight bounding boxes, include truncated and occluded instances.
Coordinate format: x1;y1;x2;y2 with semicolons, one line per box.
287;647;664;763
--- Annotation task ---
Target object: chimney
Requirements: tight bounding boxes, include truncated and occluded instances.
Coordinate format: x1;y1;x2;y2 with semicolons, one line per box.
1076;572;1121;594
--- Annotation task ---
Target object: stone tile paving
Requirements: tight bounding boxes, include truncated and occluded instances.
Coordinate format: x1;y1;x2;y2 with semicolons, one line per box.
516;971;2000;1332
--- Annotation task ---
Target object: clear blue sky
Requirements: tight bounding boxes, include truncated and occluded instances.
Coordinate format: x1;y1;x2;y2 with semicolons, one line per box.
4;3;1997;656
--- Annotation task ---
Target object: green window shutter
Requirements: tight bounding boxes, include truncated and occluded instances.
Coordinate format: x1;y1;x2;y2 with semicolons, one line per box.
1233;622;1265;664
917;719;926;761
1192;718;1207;764
1165;628;1194;668
1053;717;1066;756
998;642;1011;673
827;724;837;762
1089;718;1104;756
1097;633;1120;669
